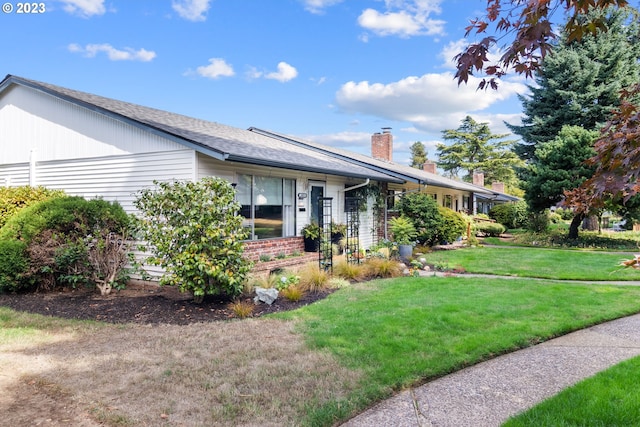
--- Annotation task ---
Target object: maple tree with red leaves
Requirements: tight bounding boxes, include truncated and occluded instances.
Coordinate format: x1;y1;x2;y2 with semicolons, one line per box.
455;0;640;218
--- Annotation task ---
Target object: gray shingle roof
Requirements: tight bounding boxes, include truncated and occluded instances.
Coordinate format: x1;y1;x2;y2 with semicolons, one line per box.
0;74;402;183
249;127;519;200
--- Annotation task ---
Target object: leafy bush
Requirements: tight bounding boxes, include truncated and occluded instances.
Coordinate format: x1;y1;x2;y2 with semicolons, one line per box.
134;177;252;300
527;211;550;233
0;186;65;229
0;240;29;292
396;193;441;246
475;222;506;237
434;207;467;244
0;196;132;293
489;201;528;229
555;207;574;221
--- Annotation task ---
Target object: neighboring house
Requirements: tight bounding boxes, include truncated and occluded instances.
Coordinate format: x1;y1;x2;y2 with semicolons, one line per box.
0;74;518;263
0;74;402;261
250;127;519;238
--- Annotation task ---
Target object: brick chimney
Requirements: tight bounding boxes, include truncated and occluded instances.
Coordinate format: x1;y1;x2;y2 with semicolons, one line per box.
472;172;485;187
371;127;393;162
422;161;437;174
492;181;505;193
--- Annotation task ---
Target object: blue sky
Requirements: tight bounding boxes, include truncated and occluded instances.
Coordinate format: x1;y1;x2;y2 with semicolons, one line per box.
2;0;530;165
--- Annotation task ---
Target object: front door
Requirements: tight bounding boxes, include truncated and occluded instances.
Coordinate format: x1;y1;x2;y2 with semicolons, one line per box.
309;181;325;225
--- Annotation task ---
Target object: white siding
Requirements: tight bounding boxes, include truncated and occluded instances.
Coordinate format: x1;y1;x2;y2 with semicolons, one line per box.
0;163;29;187
34;150;196;213
0;85;185;164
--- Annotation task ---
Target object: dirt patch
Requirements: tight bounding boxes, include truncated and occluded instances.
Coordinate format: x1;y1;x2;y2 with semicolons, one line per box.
0;282;332;325
0;284;348;426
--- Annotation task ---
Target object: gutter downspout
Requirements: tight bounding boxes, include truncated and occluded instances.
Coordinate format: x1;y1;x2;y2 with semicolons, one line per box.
338;178;370;215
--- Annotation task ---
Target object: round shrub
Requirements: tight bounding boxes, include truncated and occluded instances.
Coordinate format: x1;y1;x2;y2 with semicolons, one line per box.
0;186;65;229
434;206;468;244
0;196;131;292
489;201;528;229
396;193;441;246
475;222;506;237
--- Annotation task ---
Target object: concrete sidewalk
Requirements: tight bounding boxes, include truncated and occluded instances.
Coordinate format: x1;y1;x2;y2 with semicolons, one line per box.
341;313;640;426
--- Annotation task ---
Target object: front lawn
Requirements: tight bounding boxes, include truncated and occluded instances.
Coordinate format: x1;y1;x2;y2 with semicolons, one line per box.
274;276;640;425
504;356;640;426
426;246;640;281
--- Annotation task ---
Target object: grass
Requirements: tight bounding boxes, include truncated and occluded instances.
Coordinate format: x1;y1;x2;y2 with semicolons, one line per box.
273;276;640;425
426;246;640;281
504;356;640;426
4;246;640;425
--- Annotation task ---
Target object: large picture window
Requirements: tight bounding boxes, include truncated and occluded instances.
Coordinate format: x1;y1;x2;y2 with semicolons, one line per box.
237;175;295;240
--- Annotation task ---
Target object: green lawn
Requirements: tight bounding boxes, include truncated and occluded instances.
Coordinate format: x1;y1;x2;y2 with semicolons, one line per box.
274;276;640;425
504;356;640;426
426;246;640;281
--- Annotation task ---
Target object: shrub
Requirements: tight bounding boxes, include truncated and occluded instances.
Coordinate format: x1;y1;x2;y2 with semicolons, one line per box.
475;222;506;237
555;207;574;221
433;206;467;244
396;193;442;246
134;178;252;300
0;240;30;292
0;197;132;293
489;201;528;229
0;186;65;229
527;211;550;233
389;216;417;244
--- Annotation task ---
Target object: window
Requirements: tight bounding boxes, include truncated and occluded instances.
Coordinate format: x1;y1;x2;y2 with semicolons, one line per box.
237;175;295;240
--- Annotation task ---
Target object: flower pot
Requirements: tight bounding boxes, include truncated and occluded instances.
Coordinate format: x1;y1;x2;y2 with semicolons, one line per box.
304;237;319;252
398;244;413;263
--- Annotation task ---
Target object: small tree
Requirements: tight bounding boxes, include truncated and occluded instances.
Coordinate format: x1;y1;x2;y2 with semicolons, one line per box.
409;141;428;169
134;178;251;301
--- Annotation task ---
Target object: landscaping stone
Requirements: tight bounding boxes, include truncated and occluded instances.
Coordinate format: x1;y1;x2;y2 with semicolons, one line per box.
254;287;278;305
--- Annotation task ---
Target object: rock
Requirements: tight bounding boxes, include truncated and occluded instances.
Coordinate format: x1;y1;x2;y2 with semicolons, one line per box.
254;287;278;305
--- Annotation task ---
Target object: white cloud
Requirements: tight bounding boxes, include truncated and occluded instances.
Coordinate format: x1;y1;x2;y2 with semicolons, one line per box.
265;62;298;82
196;58;235;79
335;72;526;133
172;0;211;22
358;0;445;38
68;43;156;62
60;0;106;17
249;62;299;82
301;0;343;14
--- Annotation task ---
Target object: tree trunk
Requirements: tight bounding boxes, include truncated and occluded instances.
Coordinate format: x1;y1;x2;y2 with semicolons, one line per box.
568;213;586;239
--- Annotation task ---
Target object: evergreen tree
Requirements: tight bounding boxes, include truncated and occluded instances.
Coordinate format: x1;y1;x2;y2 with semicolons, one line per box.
409;141;428;169
521;126;598;238
437;116;522;187
509;8;640;161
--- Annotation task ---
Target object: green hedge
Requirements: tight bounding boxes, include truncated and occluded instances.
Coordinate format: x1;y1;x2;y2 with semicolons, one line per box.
475;222;506;237
0;186;65;229
0;196;131;293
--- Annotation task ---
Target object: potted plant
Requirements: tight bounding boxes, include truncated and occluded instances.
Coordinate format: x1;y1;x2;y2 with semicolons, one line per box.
331;222;347;253
389;216;417;262
301;221;321;252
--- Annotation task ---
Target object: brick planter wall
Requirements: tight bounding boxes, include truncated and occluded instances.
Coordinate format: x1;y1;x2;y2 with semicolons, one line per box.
243;237;306;262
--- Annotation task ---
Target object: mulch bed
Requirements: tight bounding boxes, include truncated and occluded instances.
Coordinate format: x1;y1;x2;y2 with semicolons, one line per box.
0;283;332;325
